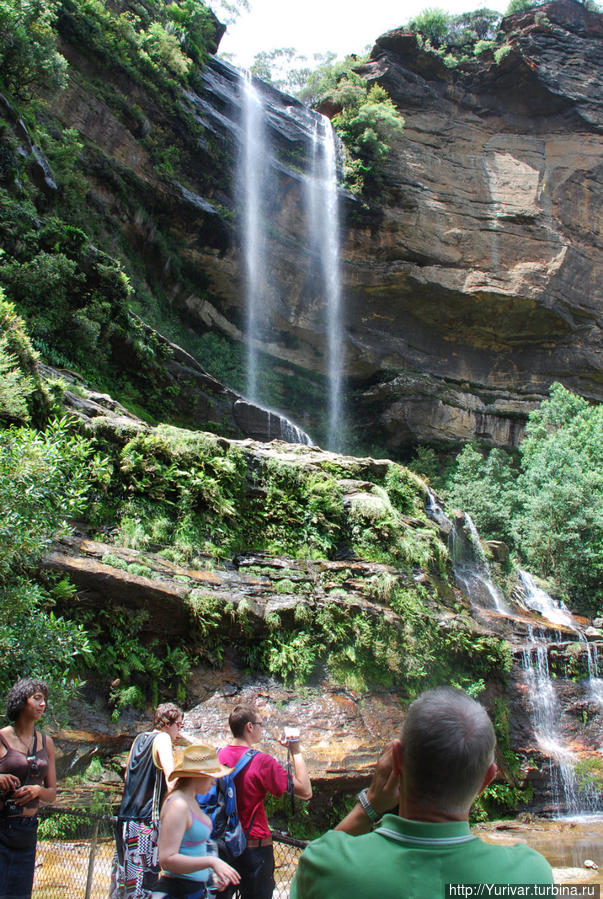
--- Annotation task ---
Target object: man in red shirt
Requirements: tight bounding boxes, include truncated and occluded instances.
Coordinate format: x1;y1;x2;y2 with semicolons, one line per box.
218;705;312;899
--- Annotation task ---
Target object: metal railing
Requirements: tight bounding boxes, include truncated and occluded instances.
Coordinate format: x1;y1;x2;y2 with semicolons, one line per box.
32;808;307;898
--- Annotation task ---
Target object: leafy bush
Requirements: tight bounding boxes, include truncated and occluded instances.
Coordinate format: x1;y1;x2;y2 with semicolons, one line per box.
407;7;504;67
328;78;405;194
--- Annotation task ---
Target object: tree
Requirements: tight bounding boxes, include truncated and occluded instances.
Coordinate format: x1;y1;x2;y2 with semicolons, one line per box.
407;8;452;48
0;306;111;711
0;417;111;714
513;384;603;603
444;384;603;609
0;0;68;99
447;444;518;545
330;79;405;192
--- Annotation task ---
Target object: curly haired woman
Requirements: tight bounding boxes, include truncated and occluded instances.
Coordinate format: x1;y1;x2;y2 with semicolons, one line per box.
0;678;57;899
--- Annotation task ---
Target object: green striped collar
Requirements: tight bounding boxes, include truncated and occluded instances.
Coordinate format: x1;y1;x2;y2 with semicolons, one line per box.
375;815;477;847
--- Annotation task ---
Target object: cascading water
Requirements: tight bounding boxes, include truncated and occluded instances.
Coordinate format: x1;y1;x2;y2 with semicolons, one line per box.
518;569;574;629
521;628;584;814
307;117;344;451
521;627;600;816
519;570;603;708
240;72;268;404
425;492;601;815
582;634;603;709
449;512;507;612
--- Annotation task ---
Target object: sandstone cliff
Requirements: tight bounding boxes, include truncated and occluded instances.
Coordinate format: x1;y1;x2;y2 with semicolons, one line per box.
35;0;599;454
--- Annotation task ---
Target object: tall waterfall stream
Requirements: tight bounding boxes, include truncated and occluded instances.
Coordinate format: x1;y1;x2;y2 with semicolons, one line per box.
237;71;342;449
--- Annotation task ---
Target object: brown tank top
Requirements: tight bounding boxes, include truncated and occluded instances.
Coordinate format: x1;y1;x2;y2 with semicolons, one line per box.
0;730;49;811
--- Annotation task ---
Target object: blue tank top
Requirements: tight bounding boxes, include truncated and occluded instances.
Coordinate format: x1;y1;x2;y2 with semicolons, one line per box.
164;802;212;883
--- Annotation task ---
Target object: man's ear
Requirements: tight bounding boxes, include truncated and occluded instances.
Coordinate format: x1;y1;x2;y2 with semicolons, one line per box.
391;738;403;776
478;762;497;794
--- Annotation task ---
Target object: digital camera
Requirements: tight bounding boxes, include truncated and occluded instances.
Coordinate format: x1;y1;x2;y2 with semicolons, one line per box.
0;790;21;817
283;727;300;744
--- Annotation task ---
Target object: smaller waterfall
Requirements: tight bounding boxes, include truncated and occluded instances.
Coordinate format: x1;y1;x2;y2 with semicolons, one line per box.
266;409;313;446
519;571;603;709
425;488;452;534
240;72;268;404
449;513;507;612
584;640;603;708
521;628;600;816
518;569;574;629
307;117;343;452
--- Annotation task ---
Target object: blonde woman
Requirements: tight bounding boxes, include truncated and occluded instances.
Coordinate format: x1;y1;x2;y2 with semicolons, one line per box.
154;744;240;899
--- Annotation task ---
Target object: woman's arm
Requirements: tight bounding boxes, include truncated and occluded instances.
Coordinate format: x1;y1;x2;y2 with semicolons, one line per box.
153;731;175;787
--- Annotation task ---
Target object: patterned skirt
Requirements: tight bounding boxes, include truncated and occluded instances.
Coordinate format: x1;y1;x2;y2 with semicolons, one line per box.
112;818;161;899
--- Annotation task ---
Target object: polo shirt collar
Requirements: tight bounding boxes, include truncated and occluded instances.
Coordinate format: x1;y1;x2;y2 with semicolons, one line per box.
376;815;476;847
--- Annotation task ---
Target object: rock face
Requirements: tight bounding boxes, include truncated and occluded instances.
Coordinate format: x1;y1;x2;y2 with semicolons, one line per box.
347;0;603;451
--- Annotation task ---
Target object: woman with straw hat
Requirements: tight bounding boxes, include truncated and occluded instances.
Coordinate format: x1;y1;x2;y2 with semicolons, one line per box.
154;744;241;899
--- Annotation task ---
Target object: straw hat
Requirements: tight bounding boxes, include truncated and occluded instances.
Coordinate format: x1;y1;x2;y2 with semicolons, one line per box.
168;744;233;782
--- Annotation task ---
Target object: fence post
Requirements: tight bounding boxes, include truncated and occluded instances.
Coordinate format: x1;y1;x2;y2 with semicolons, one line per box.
84;817;100;899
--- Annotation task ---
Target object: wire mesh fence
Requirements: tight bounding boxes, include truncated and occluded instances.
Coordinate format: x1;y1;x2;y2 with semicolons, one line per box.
32;808;307;899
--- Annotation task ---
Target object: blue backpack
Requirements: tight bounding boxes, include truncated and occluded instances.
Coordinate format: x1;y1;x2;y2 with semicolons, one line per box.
197;749;258;858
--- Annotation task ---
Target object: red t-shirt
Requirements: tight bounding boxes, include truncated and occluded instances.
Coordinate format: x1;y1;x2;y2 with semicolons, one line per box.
218;745;289;840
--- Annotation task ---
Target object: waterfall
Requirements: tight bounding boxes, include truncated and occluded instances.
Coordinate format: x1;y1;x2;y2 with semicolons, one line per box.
308;117;344;451
519;571;603;708
449;513;507;612
240;72;268;404
521;628;600;816
584;639;603;708
518;569;574;629
424;494;601;816
237;76;343;446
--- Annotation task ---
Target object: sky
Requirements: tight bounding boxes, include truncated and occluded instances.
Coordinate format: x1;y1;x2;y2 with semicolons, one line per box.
216;0;511;69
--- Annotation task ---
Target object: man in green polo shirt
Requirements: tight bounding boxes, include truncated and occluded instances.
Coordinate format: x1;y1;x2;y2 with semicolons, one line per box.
291;687;553;899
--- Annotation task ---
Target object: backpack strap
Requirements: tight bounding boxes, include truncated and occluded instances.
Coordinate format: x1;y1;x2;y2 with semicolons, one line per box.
230;750;259;839
232;748;258;778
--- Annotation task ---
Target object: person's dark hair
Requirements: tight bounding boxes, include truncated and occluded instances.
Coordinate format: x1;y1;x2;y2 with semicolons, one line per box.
228;705;258;738
6;679;49;722
153;703;183;730
401;686;496;814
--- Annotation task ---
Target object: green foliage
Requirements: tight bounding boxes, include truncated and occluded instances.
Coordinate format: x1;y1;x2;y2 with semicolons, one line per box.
513;384;603;605
444;384;603;609
0;417;109;576
247;573;509;695
70;603;193;717
0;328;34;423
447;444;519;544
330;78;405;194
38;812;91;841
494;43;512;63
285;51;368;106
58;0;217;92
0;196;139;375
407;8;452;47
574;756;603;793
0;415;109;716
250;47;318;96
407;7;504;67
0;0;68;99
